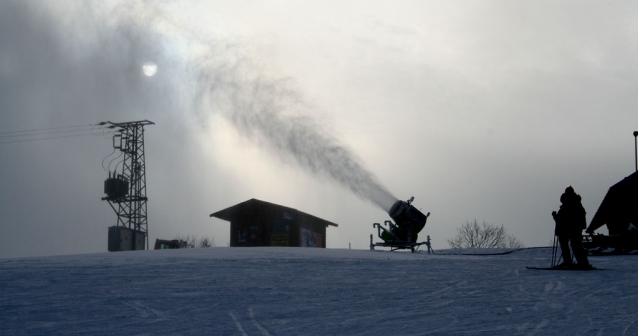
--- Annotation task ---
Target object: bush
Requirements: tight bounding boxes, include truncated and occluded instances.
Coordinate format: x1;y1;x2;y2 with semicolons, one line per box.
172;235;217;248
198;236;216;248
448;220;525;249
173;235;197;248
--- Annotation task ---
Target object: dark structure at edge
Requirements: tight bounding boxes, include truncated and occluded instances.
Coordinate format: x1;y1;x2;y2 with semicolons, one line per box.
584;171;638;252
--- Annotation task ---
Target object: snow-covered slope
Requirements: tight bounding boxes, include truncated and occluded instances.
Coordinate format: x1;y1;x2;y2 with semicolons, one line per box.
1;247;636;335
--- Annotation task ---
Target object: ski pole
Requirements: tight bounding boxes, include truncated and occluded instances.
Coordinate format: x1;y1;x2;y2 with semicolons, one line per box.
551;235;558;268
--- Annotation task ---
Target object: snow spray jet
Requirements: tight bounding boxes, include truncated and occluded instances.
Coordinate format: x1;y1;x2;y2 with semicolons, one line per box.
190;52;398;211
190;27;397;211
177;26;397;211
12;1;398;212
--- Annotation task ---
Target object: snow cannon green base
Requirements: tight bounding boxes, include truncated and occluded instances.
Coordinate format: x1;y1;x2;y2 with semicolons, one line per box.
370;197;431;253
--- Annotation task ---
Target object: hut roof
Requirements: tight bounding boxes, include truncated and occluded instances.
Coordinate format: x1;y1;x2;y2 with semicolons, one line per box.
210;198;338;227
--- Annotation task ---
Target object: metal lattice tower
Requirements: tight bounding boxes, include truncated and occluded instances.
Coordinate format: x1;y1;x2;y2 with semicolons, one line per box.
102;120;154;250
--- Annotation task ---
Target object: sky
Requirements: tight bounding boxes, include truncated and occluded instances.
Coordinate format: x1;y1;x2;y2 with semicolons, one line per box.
1;0;638;258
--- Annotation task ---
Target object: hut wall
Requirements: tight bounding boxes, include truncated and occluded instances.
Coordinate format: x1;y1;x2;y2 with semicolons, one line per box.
296;213;327;248
219;199;333;248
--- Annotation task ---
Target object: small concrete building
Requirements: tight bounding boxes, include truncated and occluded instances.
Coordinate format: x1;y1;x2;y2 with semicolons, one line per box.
108;226;145;252
210;198;338;248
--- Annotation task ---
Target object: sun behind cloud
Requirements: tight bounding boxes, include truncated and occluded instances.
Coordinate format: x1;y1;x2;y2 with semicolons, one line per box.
142;62;158;77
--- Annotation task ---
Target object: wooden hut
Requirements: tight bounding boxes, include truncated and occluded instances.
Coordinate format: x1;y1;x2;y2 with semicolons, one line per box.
210;199;338;248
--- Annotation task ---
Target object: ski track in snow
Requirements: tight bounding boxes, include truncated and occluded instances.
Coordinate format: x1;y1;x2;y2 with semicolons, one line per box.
0;247;637;335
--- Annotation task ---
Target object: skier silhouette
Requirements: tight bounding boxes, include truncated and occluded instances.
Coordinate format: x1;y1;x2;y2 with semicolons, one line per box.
552;186;592;269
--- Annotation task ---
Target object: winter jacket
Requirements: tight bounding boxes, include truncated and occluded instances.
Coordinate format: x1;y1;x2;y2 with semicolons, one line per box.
554;192;587;236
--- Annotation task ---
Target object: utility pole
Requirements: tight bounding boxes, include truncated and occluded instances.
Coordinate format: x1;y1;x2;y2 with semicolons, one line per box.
102;120;154;251
634;131;637;172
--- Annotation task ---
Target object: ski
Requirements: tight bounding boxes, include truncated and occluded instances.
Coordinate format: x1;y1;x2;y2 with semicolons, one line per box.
526;266;607;271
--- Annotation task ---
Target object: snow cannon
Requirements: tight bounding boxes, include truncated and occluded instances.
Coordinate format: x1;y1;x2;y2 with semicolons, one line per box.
371;196;431;252
389;196;429;236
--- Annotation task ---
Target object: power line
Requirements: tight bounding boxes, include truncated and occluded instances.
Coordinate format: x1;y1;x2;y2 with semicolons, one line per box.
107;151;124;172
0;127;109;139
102;147;118;171
0;122;118;145
0;123;99;136
0;130;116;144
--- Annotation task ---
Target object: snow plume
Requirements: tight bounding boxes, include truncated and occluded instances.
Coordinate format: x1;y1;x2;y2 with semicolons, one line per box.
194;64;398;211
187;36;398;211
4;1;398;212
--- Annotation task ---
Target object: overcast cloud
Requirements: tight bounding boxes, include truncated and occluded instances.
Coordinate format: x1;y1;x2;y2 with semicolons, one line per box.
1;0;638;258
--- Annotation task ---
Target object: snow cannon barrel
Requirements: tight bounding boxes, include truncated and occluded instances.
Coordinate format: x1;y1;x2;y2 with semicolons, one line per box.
389;197;429;235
